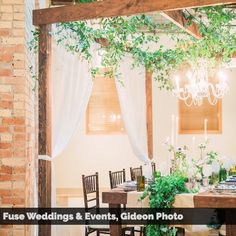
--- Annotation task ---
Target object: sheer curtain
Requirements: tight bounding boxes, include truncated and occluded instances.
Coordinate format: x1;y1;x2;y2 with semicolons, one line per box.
38;40;99;203
38;41;99;235
52;43;94;158
116;56;152;178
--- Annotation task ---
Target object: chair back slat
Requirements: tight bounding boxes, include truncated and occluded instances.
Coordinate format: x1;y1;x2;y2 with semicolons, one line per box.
109;169;126;189
151;162;156;175
82;172;99;209
130;166;142;181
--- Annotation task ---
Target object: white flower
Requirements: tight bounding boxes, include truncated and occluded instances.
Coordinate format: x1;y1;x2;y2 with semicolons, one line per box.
195;172;202;181
203;164;213;177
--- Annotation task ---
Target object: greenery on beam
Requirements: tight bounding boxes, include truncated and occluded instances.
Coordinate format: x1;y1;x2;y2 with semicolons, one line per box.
30;5;236;90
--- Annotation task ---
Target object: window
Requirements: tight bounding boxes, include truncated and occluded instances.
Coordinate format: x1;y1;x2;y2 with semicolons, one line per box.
179;99;222;134
86;69;125;134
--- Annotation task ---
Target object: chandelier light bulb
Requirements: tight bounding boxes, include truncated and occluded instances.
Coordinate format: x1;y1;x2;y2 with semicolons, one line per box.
174;75;180;91
172;59;229;106
217;70;227;84
187;70;192;80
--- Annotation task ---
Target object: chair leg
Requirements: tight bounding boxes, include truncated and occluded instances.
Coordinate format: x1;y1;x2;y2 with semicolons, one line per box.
176;227;185;236
96;230;100;236
140;227;143;236
84;227;88;236
122;227;134;236
129;227;134;236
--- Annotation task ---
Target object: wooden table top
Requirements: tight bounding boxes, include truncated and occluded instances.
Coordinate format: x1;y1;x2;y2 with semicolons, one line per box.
194;190;236;208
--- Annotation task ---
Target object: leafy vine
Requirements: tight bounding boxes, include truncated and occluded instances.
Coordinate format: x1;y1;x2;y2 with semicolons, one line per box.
141;173;189;236
31;4;236;90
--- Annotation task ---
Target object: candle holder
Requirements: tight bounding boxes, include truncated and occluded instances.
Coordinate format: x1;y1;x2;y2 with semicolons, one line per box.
170;159;176;173
199;143;207;160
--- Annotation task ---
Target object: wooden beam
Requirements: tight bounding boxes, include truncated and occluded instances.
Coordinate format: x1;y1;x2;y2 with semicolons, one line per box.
51;0;73;5
38;24;52;236
145;70;153;160
161;10;202;39
51;0;202;39
33;0;236;26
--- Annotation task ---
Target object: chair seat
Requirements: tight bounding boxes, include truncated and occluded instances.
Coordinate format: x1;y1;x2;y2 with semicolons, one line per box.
88;224;131;229
88;225;110;229
219;224;226;236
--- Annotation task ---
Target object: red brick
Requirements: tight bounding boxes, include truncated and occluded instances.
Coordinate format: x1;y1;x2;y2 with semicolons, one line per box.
0;189;25;197
0;53;13;62
0;100;13;109
0;175;12;181
0;142;12;149
0;149;12;157
13;149;25;157
2;197;25;205
0;126;10;132
0;174;24;181
0;29;11;36
14;141;25;148
1;225;13;229
14;134;25;141
2;117;24;125
13;126;25;133
0;69;12;76
12;166;25;174
0;94;13;100
0;165;12;174
0;189;13;196
0;45;24;54
0;229;12;236
12;84;25;93
0;76;25;85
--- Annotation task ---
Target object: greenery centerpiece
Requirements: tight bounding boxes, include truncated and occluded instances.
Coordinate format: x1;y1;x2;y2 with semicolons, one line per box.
141;172;189;236
165;138;220;185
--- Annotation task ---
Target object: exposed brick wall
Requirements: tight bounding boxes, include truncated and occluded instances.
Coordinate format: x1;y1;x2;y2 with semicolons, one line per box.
0;0;37;235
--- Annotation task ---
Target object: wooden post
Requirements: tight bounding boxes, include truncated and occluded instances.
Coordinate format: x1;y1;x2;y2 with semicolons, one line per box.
38;24;52;236
145;70;153;160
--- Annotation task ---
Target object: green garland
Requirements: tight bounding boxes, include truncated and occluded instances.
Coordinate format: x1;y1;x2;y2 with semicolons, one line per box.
30;5;236;90
141;173;189;236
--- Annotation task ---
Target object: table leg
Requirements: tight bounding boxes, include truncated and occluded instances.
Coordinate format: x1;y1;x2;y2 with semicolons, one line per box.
109;203;122;236
226;209;236;236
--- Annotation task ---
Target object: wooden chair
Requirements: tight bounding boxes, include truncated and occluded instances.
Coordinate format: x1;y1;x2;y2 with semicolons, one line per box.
219;224;226;236
82;172;109;236
109;169;126;189
130;166;145;235
151;162;156;175
82;172;134;236
130;166;143;181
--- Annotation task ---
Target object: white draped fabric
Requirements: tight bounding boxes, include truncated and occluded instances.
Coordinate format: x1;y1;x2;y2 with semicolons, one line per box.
38;41;97;205
116;57;152;178
38;43;152;213
39;41;98;235
52;43;94;158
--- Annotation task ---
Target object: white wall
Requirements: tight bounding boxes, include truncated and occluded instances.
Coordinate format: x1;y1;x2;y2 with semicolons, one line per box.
55;123;143;189
55;64;236;190
153;68;236;174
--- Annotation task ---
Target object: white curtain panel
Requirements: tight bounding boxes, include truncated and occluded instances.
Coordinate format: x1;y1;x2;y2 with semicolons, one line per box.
52;43;94;157
38;41;98;214
116;56;152;175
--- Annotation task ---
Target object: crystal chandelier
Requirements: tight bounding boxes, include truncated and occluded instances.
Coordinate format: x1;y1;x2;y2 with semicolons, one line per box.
172;59;229;106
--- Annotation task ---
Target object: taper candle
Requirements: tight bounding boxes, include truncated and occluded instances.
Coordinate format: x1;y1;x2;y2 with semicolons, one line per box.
204;119;208;141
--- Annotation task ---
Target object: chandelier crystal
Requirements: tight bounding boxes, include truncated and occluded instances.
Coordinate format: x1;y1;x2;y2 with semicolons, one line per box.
172;59;229;106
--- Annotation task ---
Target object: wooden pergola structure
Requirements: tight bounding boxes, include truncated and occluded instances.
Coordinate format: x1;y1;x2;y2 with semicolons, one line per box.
32;1;236;235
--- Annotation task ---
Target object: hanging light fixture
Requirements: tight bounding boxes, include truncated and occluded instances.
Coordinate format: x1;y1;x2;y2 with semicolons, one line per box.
172;59;229;106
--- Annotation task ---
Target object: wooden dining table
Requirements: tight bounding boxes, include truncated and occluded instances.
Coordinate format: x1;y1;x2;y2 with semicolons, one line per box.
194;191;236;236
102;189;236;236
